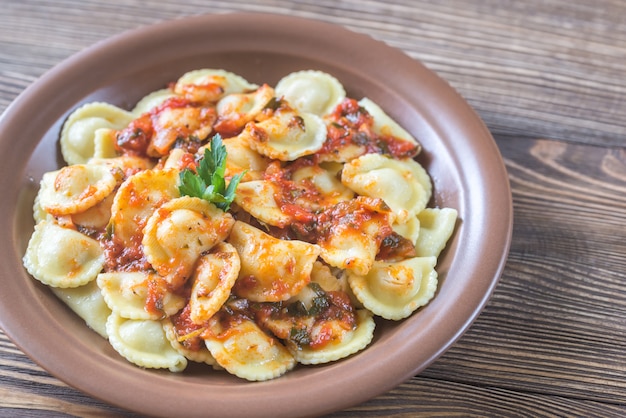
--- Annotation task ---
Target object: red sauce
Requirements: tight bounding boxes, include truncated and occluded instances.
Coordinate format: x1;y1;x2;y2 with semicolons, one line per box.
213;118;244;138
377;232;418;261
263;160;319;225
170;304;205;351
315;197;392;244
320;98;420;159
144;277;168;318
178;151;198;172
309;323;334;349
100;233;150;272
115;96;210;158
232;275;258;296
205;310;248;341
115;114;154;156
176;82;224;102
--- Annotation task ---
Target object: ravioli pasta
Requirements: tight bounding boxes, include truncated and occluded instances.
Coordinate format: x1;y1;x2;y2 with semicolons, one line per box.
23;68;458;381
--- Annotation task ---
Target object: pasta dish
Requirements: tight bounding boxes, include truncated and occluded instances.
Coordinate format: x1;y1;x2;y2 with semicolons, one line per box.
23;69;457;381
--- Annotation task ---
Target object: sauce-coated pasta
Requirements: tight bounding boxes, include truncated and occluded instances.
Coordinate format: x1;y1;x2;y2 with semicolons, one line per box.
23;69;458;381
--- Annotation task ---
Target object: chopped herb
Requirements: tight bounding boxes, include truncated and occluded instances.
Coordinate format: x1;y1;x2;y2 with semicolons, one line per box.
292;115;305;130
290;327;311;347
263;97;284;111
308;282;330;316
178;134;245;211
286;301;309;317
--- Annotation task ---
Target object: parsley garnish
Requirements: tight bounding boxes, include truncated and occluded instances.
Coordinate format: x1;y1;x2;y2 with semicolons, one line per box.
178;134;245;211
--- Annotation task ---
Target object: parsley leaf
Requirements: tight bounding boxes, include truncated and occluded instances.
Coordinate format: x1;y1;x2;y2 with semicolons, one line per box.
178;134;245;211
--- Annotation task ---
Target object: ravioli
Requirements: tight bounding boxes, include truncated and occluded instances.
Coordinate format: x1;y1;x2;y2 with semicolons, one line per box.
132;88;179;115
23;68;459;382
23;220;104;288
348;256;438;320
188;243;240;323
317;197;394;276
174;69;258;102
52;280;112;338
221;136;270;180
290;309;375;364
162;318;219;367
97;272;185;320
227;221;321;302
37;163;120;216
215;84;275;134
106;313;188;372
204;314;295;381
291;164;355;210
60;102;135;165
109;168;180;247
240;102;327;161
358;97;421;150
142;196;235;288
233;180;292;227
275;70;346;116
415;208;459;257
341;153;432;223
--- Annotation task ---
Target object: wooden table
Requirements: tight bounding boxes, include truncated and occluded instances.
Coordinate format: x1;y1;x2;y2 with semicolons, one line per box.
2;1;626;416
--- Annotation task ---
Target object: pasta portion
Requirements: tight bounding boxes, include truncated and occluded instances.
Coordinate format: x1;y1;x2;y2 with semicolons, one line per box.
132;88;178;115
188;242;240;324
341;153;432;223
204;314;296;381
415;208;459;257
227;221;321;302
275;70;346;116
142;196;234;287
232;180;292;227
23;68;458;381
174;69;259;102
358;97;421;149
51;281;111;338
109;168;180;248
163;317;219;367
60;102;134;165
98;272;185;320
316;196;394;275
289;309;375;365
239;99;327;161
37;164;120;216
24;220;104;288
106;313;188;372
348;256;438;320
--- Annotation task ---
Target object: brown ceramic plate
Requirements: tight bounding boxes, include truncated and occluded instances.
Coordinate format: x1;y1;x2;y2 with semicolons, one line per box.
0;13;512;418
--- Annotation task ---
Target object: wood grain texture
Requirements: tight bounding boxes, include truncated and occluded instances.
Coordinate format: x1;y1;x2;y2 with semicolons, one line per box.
2;0;626;417
3;0;626;146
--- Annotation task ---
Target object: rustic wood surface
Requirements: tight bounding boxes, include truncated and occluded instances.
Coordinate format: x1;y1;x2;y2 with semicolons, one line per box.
2;0;626;416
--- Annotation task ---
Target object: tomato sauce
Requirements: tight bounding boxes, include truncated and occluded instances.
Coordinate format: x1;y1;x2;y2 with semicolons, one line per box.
115;96;212;158
320;98;420;159
377;232;418;261
115;114;154;156
170;304;205;351
100;233;150;272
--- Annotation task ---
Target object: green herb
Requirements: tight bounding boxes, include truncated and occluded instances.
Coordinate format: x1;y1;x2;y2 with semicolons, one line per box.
286;300;309;317
178;134;245;211
307;282;330;316
290;327;311;347
263;96;284;111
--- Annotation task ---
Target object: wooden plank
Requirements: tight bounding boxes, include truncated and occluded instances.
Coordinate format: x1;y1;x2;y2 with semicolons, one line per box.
420;136;626;403
3;329;626;417
3;0;626;146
